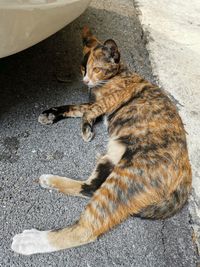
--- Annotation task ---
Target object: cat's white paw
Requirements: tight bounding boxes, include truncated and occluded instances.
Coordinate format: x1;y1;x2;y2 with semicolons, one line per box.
38;113;56;125
39;174;57;190
11;229;55;255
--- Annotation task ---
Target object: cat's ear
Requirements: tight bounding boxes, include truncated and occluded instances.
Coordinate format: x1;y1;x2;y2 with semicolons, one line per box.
104;39;120;63
82;26;100;55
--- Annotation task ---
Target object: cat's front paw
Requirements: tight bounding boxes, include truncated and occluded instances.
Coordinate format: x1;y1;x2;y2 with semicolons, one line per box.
38;108;61;125
81;123;94;142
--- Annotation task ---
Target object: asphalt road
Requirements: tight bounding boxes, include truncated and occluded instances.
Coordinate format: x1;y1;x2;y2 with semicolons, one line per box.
0;0;198;266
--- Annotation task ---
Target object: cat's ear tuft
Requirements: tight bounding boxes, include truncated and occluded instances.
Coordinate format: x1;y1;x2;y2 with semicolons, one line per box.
82;26;93;42
104;39;120;63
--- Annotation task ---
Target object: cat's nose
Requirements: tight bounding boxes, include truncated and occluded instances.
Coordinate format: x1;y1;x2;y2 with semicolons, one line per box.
83;77;89;84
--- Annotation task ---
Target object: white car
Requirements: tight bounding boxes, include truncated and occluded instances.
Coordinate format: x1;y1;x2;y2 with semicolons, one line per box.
0;0;91;58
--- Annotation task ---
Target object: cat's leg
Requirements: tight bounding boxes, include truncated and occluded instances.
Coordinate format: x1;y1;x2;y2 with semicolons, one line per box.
11;218;96;255
39;174;86;197
11;172;139;256
81;83;151;142
39;155;113;198
13;159;190;255
11;153;153;255
10;141;126;255
38;103;92;125
39;139;125;198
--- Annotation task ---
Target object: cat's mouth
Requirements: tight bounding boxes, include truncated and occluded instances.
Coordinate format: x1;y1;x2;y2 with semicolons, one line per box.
83;81;95;88
83;75;94;87
83;79;98;88
83;75;108;88
88;82;96;88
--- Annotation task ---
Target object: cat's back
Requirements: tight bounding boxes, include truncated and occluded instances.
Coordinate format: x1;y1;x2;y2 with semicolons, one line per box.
106;75;191;176
107;75;185;146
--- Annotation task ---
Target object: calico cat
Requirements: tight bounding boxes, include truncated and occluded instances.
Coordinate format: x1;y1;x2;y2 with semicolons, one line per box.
11;26;192;255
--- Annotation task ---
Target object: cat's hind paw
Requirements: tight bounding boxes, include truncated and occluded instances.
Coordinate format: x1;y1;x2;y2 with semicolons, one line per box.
39;174;58;191
11;229;55;255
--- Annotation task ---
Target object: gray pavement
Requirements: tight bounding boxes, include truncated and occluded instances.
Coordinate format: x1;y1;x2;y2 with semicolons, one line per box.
0;0;198;266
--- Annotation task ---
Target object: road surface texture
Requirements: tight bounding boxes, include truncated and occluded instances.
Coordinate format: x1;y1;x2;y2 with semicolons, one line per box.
0;0;198;266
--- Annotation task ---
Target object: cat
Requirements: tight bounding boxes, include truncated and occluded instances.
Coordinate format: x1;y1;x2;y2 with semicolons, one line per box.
11;26;192;255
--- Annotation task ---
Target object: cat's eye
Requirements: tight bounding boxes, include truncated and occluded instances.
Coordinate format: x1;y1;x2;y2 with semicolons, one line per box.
93;67;101;73
81;66;86;75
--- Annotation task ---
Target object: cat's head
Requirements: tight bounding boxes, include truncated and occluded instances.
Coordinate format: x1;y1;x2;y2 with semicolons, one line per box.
81;26;120;88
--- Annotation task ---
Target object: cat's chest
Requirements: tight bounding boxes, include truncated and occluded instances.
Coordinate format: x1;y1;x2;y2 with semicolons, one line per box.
93;90;102;100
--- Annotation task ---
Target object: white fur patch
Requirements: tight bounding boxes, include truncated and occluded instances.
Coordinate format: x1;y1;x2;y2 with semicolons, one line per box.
107;139;126;165
103;115;109;129
38;113;55;125
39;174;57;190
83;74;89;83
11;229;56;255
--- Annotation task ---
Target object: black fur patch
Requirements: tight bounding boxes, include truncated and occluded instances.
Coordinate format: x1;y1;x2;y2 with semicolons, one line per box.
41;105;71;123
82;38;94;47
135;185;189;219
81;160;114;197
93;44;104;51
